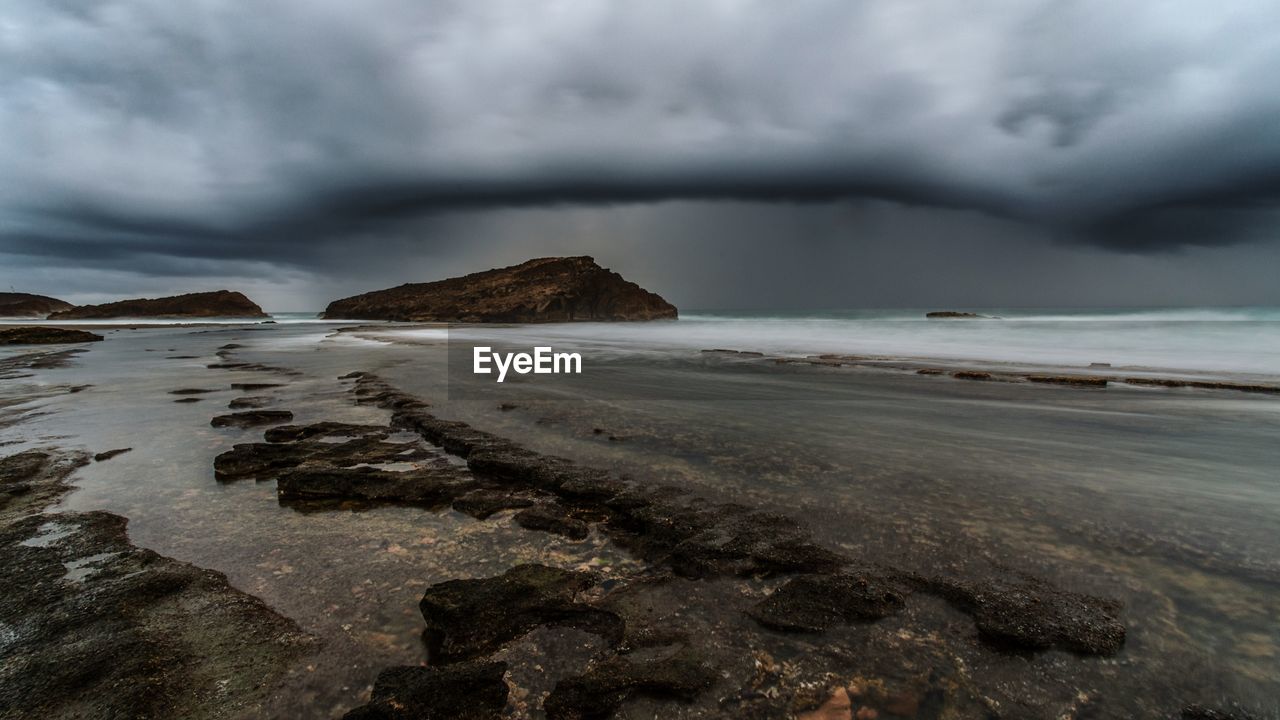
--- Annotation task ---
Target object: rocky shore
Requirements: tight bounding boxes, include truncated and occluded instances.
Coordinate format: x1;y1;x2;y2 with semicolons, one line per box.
197;365;1171;718
0;447;311;719
1;328;1271;719
323;256;677;322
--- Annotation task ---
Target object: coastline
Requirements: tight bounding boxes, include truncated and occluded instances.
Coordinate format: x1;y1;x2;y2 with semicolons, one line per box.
0;320;1276;718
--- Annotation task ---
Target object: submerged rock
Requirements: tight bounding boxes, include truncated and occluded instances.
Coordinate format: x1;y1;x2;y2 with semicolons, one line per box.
322;256;678;322
450;489;537;519
210;410;295;428
341;661;509;720
93;448;132;462
418;564;624;662
749;573;905;632
228;395;272;409
277;465;477;505
47;290;267;319
0;327;103;345
513;503;591;540
900;572;1126;655
543;647;718;720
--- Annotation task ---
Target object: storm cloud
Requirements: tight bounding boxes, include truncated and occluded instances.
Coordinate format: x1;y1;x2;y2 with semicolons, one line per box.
2;0;1279;307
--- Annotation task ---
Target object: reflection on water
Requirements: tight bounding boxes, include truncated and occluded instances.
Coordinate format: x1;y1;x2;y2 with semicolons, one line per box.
3;321;1278;716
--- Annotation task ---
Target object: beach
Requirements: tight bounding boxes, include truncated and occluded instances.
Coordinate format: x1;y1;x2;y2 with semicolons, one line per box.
1;312;1277;719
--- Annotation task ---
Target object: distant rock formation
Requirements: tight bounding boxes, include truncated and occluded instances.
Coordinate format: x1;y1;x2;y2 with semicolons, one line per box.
0;293;73;318
47;290;268;320
323;256;677;322
926;311;996;319
0;327;104;345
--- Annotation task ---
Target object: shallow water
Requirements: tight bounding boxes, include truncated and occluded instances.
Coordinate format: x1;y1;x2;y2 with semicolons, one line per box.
3;317;1279;717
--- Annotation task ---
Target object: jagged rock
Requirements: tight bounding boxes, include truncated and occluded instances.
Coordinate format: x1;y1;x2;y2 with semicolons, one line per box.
174;397;202;403
514;504;591;540
341;661;509;720
210;410;294;428
952;371;993;381
169;388;217;395
0;327;103;345
418;564;623;662
749;573;905;632
47;290;267;319
231;382;287;391
543;647;718;720
323;256;677;322
0;292;73;318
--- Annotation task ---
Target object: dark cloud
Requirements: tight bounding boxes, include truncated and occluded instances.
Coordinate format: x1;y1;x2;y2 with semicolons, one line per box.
1;0;1279;305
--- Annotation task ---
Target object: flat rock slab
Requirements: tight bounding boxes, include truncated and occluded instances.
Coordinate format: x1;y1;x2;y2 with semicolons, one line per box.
0;448;310;719
214;437;429;481
210;410;295;428
263;421;389;443
0;327;103;345
277;465;477;505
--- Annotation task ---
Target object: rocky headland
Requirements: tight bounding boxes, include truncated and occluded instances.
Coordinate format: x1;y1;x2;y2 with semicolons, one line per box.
322;256;677;322
0;292;73;318
47;290;268;320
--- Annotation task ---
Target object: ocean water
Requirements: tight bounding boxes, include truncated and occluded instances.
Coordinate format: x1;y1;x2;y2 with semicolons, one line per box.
9;306;1277;378
432;307;1280;379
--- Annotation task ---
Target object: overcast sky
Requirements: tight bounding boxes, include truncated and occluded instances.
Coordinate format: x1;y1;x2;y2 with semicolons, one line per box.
2;0;1278;310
